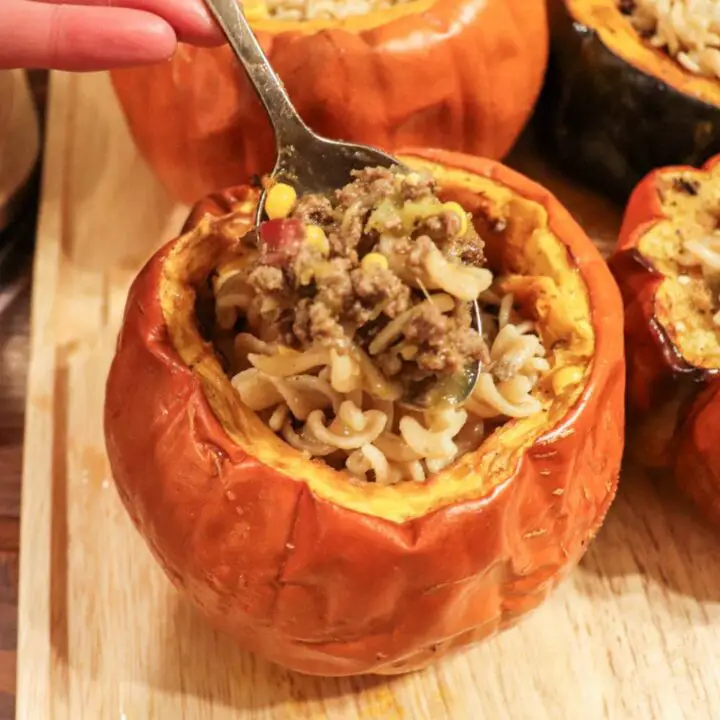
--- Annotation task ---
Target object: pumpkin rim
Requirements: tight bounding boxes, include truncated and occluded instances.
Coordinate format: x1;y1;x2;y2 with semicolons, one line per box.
245;0;436;32
565;0;720;105
158;150;617;523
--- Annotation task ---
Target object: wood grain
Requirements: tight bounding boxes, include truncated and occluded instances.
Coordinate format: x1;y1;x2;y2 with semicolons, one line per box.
17;70;720;720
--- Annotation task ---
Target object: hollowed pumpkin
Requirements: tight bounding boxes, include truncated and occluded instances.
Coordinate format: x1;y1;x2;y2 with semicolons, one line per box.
104;149;625;676
610;154;720;523
109;0;549;204
541;0;720;201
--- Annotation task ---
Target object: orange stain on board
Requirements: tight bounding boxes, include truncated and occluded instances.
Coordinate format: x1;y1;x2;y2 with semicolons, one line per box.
357;683;405;720
30;394;52;412
79;445;110;487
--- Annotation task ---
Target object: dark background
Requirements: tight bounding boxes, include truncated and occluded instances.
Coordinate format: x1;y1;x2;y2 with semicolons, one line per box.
0;68;48;719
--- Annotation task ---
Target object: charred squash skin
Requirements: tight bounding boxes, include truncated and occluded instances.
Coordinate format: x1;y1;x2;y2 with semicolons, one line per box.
541;0;720;202
110;0;548;204
610;154;720;522
104;149;625;676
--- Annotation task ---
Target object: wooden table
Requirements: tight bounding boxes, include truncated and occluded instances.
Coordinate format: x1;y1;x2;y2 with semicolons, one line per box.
15;69;720;720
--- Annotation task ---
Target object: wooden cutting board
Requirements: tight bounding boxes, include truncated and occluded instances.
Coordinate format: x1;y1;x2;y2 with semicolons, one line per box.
17;70;720;720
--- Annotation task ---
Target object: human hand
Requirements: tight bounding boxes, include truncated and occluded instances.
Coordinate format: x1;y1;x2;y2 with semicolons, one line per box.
0;0;225;71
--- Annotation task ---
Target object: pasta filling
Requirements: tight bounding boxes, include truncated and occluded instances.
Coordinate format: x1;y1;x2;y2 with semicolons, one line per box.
159;157;594;519
207;167;550;484
637;164;720;367
244;0;415;22
619;0;720;79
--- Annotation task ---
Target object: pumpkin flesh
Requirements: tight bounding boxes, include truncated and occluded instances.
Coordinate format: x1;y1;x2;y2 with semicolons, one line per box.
104;149;625;675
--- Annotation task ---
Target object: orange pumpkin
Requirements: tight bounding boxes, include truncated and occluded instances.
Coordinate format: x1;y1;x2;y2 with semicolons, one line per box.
110;0;549;204
104;149;624;676
610;155;720;523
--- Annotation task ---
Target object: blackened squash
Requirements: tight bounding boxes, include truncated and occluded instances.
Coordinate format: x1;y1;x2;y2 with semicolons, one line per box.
540;0;720;202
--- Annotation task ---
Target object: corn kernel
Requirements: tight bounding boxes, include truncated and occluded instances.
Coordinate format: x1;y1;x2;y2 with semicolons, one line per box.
361;252;389;272
443;201;469;236
305;225;329;254
552;366;584;396
265;182;297;219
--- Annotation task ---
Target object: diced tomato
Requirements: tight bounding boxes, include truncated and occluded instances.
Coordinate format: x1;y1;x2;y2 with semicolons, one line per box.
259;218;305;266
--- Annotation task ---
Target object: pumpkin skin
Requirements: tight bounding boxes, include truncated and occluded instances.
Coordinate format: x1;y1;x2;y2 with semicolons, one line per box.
609;154;720;523
109;0;549;204
540;0;720;202
104;149;625;676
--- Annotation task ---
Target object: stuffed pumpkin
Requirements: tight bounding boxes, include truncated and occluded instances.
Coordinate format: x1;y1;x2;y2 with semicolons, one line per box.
110;0;549;204
104;148;625;676
610;153;720;524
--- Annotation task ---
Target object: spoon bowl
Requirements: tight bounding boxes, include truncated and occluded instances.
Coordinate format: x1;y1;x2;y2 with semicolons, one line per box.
255;136;403;226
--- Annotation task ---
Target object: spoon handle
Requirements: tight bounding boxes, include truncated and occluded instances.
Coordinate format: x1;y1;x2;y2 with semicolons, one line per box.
203;0;308;150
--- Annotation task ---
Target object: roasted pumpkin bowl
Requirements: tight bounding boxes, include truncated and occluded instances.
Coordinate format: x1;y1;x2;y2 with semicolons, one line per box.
104;149;625;676
542;0;720;201
110;0;549;204
610;154;720;523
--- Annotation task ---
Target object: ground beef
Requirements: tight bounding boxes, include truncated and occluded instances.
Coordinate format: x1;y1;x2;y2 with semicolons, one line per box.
238;165;492;387
421;211;486;267
293;195;335;225
404;304;448;347
402;173;437;201
291;298;344;346
309;302;344;345
314;258;354;312
336;166;397;208
418;210;461;241
402;304;489;375
290;299;312;345
328;206;366;256
457;239;486;267
350;266;411;318
408;235;435;271
491;356;523;383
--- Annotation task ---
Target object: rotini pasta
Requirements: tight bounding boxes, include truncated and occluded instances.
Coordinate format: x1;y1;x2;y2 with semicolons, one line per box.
623;0;720;80
213;167;549;483
226;289;547;482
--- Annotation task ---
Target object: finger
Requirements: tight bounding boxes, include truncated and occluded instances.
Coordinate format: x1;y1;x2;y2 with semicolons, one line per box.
0;2;178;71
31;0;224;47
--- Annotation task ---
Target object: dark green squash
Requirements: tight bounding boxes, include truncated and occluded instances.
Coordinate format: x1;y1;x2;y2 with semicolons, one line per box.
539;0;720;202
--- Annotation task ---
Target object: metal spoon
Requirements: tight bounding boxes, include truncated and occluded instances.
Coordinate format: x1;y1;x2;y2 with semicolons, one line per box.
203;0;481;409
